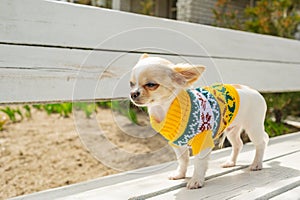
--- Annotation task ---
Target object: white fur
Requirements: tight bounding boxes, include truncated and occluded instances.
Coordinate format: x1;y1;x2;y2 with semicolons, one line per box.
130;55;269;189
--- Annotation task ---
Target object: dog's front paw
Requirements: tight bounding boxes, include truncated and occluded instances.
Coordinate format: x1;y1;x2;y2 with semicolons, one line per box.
168;170;186;180
187;177;204;189
221;160;236;168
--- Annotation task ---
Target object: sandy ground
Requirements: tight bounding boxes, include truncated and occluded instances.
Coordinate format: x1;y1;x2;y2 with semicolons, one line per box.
0;107;175;199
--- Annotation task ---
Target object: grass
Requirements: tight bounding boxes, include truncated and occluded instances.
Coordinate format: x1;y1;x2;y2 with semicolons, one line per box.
0;92;299;137
0;101;144;130
0;107;23;123
0;114;8;131
264;118;290;137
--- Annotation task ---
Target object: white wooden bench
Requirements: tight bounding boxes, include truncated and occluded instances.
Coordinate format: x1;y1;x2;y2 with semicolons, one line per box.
8;132;300;200
1;0;300;199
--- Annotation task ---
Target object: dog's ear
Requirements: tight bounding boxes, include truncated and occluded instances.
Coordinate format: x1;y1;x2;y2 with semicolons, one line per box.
139;53;149;60
172;64;205;87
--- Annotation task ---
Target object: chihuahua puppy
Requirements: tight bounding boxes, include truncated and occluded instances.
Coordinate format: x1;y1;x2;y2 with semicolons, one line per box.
129;54;269;189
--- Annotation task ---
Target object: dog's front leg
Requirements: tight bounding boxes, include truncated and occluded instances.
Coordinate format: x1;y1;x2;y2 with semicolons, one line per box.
187;148;212;189
169;146;189;180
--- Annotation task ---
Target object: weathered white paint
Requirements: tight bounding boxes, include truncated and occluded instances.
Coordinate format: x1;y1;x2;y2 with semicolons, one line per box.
1;0;300;62
1;43;298;104
271;186;300;200
10;132;300;200
0;0;300;104
150;153;300;200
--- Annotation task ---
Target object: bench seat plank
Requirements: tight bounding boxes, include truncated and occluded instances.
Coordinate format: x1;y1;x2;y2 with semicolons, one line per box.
10;132;300;200
150;152;300;200
270;186;300;200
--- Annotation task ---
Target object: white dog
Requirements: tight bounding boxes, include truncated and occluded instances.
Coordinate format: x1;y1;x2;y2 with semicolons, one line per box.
129;54;269;189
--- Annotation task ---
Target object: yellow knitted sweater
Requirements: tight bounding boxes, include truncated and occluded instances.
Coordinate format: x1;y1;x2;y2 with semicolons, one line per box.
150;84;239;155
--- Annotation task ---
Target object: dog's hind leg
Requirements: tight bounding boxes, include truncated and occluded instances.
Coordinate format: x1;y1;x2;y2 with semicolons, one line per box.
221;125;243;168
243;92;269;171
245;122;269;171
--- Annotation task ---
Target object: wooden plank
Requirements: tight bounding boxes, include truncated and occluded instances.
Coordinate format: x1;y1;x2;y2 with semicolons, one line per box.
10;132;300;200
1;0;300;63
0;44;133;104
149;152;300;200
133;132;300;200
270;186;300;200
1;44;299;104
213;59;300;92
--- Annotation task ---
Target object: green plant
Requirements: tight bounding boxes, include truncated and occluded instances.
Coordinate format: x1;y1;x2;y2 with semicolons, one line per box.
0;107;23;123
111;100;138;124
74;102;96;118
262;92;300;137
263;92;299;123
97;100;143;124
43;103;72;118
245;0;300;38
140;0;154;16
213;0;300;39
32;104;43;110
23;105;32;119
60;103;73;117
213;0;243;30
264;118;289;137
0;114;8;131
285;92;300;117
127;108;138;124
97;101;112;109
0;99;144;130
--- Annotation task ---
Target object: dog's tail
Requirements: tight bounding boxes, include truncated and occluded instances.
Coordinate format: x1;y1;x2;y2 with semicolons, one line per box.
218;132;227;148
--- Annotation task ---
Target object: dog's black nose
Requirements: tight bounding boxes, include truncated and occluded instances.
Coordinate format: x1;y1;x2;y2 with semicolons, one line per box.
130;91;140;99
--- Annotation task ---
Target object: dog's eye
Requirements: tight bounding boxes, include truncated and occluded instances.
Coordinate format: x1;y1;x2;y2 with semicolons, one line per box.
144;82;159;90
130;82;135;88
145;83;157;87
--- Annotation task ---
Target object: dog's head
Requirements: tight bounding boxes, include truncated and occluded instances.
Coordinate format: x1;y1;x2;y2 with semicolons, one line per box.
129;54;205;106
